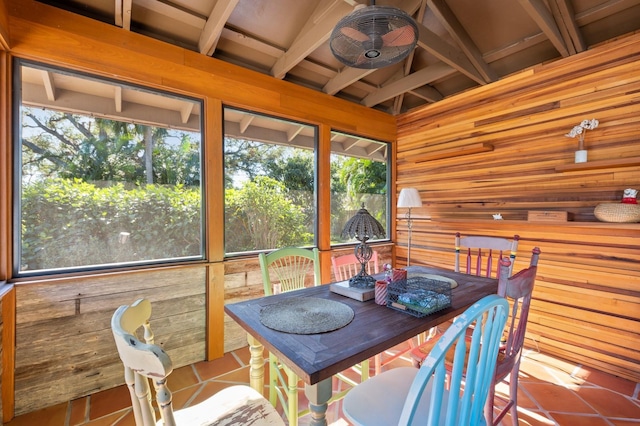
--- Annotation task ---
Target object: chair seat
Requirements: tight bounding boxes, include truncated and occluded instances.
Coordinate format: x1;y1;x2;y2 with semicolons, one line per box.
343;367;450;426
167;385;284;426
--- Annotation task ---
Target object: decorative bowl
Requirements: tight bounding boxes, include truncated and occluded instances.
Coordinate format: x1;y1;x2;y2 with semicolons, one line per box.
594;203;640;223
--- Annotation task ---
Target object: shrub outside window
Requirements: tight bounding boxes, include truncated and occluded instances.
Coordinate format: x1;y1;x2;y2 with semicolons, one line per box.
223;108;317;255
15;62;204;275
330;131;390;244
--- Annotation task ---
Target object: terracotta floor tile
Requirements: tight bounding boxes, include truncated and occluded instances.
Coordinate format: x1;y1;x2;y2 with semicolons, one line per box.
85;411;128;426
215;364;253;383
519;351;584;387
513;409;559;426
231;345;254;366
521;382;596;414
170;383;202;410
88;385;131;420
167;364;200;391
187;381;238;407
192;351;244;380
6;346;637;426
575;387;640;418
68;397;88;426
575;366;639;398
608;419;640;425
5;402;67;426
111;410;136;426
549;413;612;426
494;376;537;410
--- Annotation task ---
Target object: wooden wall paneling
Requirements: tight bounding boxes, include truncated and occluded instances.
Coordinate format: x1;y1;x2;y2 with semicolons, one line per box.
223;257;266;352
13;266;207;415
0;0;9;50
396;31;640;381
207;263;225;360
1;286;15;423
0;50;10;281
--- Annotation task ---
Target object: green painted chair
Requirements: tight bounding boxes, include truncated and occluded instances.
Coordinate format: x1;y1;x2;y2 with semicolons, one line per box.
259;246;369;425
259;247;320;426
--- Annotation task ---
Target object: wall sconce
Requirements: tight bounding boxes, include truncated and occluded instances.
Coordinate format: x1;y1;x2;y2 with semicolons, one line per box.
341;204;386;288
397;188;422;266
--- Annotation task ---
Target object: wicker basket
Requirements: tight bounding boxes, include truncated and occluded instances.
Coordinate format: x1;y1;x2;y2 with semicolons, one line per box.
594;203;640;223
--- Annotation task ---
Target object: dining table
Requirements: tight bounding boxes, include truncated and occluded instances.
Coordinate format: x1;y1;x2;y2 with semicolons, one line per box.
224;265;498;426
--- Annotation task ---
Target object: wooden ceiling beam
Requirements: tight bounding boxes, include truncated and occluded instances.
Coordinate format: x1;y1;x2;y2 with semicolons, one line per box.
549;0;585;54
415;23;485;85
517;0;570;57
362;62;454;107
199;0;240;56
410;86;443;103
428;0;497;83
40;70;56;101
115;0;132;30
391;0;429;115
271;0;354;79
324;67;375;95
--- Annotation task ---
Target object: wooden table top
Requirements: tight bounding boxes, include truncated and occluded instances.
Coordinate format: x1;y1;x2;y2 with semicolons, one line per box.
224;266;497;385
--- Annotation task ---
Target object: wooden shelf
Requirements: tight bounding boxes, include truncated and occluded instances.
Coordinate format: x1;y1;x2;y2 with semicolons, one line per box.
432;218;640;229
412;143;494;162
554;156;640;172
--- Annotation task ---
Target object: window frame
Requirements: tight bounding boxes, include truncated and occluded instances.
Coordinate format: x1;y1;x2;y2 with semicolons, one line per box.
329;129;392;248
222;106;319;258
13;59;207;277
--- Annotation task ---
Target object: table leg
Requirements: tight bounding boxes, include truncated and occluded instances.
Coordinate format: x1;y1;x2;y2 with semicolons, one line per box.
305;378;332;426
247;334;265;394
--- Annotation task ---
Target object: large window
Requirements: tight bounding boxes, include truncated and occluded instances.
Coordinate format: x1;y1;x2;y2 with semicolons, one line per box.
223;108;317;255
14;62;204;275
330;131;390;244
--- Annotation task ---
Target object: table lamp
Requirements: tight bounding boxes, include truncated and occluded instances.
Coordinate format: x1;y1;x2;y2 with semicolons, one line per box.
397;188;422;266
341;203;386;288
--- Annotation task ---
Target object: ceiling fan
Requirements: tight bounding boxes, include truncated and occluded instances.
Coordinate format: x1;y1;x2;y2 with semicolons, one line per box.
329;1;419;69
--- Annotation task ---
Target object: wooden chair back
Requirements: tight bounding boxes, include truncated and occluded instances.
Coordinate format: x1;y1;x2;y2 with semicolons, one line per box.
399;295;509;425
111;299;284;426
455;232;519;278
259;247;321;295
258;247;321;425
486;247;540;425
331;250;380;282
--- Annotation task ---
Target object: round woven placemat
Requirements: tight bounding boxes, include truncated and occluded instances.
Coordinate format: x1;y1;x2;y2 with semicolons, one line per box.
260;297;354;334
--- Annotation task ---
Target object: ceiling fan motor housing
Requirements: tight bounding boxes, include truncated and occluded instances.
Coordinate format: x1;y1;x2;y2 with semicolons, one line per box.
330;5;419;69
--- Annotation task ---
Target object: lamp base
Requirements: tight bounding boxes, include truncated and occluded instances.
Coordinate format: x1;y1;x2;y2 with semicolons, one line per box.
349;274;376;289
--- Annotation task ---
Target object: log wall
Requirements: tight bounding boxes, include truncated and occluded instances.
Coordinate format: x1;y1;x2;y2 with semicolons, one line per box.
396;32;640;382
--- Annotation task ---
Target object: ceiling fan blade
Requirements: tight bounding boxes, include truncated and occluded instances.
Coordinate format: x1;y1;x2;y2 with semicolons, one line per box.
341;26;371;42
381;25;416;47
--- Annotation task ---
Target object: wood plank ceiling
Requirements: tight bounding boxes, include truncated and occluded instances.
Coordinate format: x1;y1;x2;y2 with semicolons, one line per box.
35;0;640;116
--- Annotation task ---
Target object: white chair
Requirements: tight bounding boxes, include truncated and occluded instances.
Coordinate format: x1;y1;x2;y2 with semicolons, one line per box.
111;298;284;426
342;294;510;426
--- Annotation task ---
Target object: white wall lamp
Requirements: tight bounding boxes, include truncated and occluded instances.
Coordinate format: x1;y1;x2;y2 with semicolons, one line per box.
397;188;423;266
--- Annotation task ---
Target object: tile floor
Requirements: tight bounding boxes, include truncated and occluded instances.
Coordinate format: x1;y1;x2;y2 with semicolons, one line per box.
6;345;640;426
